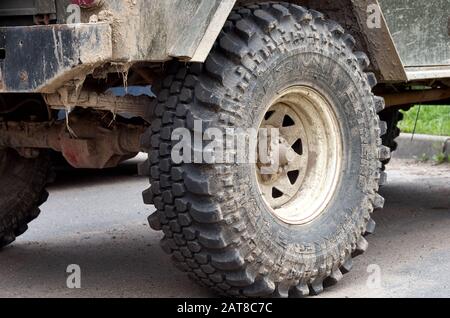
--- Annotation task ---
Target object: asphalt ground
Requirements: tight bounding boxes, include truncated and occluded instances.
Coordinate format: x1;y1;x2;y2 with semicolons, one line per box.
0;158;448;298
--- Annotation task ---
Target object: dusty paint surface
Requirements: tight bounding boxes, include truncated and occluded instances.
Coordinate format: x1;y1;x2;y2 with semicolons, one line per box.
379;0;450;67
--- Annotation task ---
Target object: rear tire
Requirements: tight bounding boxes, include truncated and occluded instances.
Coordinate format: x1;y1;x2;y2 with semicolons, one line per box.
142;2;388;297
0;149;52;249
379;107;410;171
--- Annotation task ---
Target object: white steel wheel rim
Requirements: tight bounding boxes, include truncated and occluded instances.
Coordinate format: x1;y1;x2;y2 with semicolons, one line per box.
256;86;343;225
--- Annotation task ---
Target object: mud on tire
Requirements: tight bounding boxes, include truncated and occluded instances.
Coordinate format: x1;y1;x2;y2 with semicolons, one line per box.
142;2;389;297
0;149;52;249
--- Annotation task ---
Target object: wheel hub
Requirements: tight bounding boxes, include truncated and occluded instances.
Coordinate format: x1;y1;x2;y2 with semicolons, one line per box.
259;134;299;183
256;86;343;225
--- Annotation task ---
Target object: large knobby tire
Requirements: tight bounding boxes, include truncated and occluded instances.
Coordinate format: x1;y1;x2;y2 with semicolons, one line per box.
142;3;389;297
0;149;52;249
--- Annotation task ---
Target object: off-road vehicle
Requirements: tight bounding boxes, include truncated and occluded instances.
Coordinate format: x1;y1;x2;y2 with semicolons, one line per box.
0;0;449;297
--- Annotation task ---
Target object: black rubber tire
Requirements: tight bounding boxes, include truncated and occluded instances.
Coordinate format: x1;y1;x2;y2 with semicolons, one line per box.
0;149;52;249
142;2;388;297
379;107;409;171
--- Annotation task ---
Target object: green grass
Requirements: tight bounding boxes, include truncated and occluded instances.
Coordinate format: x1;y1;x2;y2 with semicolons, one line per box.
399;105;450;136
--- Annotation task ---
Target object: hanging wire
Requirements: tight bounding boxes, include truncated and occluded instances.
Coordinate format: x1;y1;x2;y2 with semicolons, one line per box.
411;104;422;141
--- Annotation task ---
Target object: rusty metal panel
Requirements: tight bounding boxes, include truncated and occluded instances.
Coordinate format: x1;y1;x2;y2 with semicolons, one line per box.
76;0;236;62
0;23;112;93
1;0;237;63
379;0;450;67
0;0;237;92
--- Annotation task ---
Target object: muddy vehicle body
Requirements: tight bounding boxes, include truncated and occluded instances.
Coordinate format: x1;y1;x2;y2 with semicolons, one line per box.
0;0;449;297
